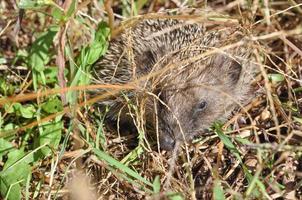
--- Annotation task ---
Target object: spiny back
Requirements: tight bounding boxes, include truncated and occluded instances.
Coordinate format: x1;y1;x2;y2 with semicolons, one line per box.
92;17;257;150
92;18;245;85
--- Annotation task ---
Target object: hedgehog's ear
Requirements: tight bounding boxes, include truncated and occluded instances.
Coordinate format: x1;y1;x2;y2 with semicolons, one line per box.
212;54;242;84
135;50;157;74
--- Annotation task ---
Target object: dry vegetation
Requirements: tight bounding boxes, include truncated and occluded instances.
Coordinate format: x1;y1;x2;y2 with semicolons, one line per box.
0;0;302;199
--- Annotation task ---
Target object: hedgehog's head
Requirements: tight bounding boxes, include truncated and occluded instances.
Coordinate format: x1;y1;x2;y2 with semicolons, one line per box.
156;54;249;150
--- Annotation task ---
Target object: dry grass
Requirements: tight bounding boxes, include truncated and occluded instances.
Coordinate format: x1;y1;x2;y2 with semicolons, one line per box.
0;0;302;200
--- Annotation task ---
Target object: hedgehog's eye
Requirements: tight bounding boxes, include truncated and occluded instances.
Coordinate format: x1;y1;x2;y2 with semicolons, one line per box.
197;100;207;111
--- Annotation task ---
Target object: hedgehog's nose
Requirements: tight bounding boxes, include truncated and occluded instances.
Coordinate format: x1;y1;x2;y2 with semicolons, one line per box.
159;133;175;151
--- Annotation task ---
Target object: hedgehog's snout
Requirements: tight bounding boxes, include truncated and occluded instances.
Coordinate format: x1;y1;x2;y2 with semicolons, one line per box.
159;131;176;151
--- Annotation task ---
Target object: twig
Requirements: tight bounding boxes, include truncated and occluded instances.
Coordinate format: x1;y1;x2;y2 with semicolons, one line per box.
104;0;115;33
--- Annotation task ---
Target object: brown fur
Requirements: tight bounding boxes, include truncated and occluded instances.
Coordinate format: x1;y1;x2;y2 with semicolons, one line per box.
92;17;257;150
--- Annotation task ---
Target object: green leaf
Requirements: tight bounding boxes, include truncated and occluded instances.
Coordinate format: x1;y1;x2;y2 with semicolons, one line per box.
121;145;144;165
68;21;110;103
66;0;77;18
267;73;284;84
166;192;183;200
51;0;77;21
41;97;63;114
213;180;225;200
0;149;32;200
3;149;25;170
94;110;108;150
293;87;302;93
0;138;14;161
40;67;57;84
79;22;110;68
29;26;59;90
19;0;53;9
37;118;63;156
3;123;18;131
19;104;36;119
235;137;252;145
29;26;58;72
0;58;7;64
86;22;110;65
293;117;302;125
0;78;15;96
86;42;105;66
213;123;242;162
52;6;64;21
4;103;36;119
93;148;153;187
1;179;22;200
37;67;68;85
66;67;83;104
152;176;161;193
4;103;15;113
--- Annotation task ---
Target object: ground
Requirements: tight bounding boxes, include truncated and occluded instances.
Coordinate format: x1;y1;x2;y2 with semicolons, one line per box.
0;0;302;199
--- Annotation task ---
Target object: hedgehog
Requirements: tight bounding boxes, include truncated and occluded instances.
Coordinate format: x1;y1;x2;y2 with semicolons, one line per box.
92;16;257;150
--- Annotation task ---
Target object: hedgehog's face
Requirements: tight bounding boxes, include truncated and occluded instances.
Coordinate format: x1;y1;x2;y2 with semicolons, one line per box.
156;54;244;150
157;85;235;150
